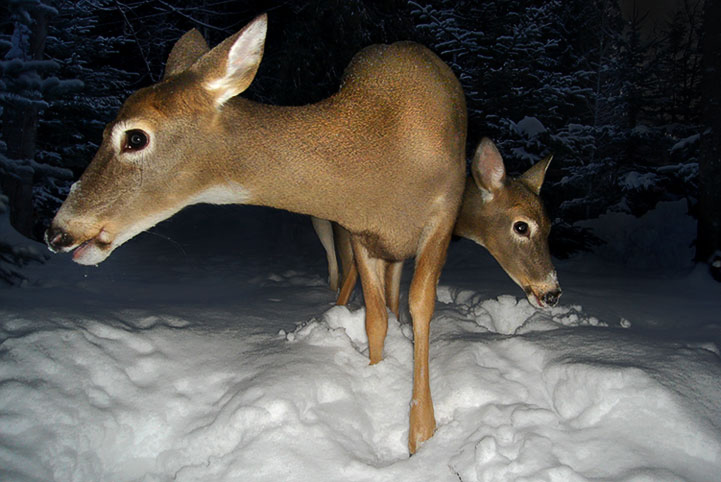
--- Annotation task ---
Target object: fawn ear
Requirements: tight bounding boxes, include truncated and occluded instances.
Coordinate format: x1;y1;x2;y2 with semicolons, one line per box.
163;29;210;80
471;138;506;200
519;154;553;195
194;14;267;106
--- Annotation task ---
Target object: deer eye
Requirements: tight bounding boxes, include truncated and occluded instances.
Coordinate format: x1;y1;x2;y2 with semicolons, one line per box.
513;221;530;236
123;129;149;152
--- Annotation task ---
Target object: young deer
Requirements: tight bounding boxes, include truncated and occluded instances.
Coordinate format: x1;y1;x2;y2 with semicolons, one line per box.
44;15;466;453
311;216;340;291
327;138;561;315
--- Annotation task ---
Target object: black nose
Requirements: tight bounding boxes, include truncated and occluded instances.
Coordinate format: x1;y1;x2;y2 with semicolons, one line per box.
44;227;75;253
542;289;562;307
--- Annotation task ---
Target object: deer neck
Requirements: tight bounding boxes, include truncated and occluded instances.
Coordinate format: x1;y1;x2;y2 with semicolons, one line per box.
453;177;488;246
204;96;343;220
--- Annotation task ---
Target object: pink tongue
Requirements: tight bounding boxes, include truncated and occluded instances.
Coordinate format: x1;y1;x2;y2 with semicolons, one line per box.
72;241;92;261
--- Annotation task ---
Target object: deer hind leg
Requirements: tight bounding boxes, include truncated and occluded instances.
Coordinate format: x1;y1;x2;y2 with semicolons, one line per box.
385;260;403;319
351;237;388;365
336;263;358;306
311;217;339;291
335;225;357;306
407;221;454;454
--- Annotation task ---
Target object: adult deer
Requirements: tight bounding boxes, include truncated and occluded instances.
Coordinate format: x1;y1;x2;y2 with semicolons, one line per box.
44;15;466;453
327;138;562;315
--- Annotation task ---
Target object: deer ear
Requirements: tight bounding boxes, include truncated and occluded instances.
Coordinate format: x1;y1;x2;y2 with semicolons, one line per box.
471;138;506;198
519;154;552;195
194;14;267;106
163;29;210;80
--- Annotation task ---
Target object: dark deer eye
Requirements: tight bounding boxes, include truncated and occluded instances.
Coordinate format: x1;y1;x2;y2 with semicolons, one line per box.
513;221;529;236
124;129;148;152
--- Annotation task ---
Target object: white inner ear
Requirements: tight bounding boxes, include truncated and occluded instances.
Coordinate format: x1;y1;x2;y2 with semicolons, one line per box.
227;20;265;74
206;18;266;107
480;187;494;202
487;163;505;190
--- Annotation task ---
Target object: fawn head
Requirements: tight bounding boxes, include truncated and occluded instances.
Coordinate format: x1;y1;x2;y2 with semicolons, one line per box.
456;138;561;308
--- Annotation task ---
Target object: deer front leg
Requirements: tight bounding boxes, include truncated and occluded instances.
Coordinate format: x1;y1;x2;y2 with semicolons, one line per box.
385;260;403;319
351;238;388;365
336;225;358;306
336;231;401;320
336;262;358;307
407;225;453;454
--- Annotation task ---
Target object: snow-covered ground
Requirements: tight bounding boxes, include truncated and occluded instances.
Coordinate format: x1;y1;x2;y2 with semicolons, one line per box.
1;203;720;481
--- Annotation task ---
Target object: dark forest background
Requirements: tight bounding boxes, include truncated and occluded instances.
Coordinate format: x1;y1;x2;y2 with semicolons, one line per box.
1;0;720;284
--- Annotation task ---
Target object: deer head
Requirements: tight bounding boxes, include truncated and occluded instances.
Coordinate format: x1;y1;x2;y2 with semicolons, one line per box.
455;138;561;307
44;15;268;264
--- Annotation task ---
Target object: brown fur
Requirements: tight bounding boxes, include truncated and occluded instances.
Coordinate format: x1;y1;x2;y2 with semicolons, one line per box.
332;139;561;317
47;15;466;453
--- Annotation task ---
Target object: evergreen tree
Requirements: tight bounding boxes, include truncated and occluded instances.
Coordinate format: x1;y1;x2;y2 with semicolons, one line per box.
32;0;138;233
0;0;69;238
0;187;46;285
409;0;704;257
0;0;708;263
697;0;721;269
410;0;606;254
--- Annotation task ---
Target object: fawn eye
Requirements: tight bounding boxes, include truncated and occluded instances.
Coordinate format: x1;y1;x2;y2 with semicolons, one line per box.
123;129;148;152
513;221;530;236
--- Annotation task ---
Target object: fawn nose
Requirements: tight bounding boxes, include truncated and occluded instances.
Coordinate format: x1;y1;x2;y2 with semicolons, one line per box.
542;289;562;307
44;226;75;253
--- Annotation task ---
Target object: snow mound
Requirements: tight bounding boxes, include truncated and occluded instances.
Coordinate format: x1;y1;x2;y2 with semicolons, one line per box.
2;227;720;482
3;298;719;481
440;343;721;482
436;288;604;334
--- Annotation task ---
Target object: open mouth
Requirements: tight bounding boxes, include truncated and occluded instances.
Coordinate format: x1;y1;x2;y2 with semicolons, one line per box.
72;238;109;261
70;229;114;265
524;286;562;309
524;287;546;309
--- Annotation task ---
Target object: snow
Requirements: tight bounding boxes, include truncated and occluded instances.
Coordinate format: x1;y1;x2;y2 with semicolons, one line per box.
577;200;695;270
1;204;720;481
670;133;701;153
513;116;547;138
618;171;659;191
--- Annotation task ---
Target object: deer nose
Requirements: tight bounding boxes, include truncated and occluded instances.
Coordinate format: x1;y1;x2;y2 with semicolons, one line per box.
542;289;562;307
44;226;75;253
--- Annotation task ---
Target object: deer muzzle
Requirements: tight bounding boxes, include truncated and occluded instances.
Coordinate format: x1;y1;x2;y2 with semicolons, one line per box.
44;223;114;265
524;270;562;308
540;288;562;307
